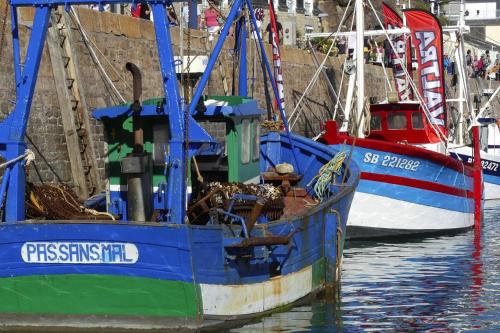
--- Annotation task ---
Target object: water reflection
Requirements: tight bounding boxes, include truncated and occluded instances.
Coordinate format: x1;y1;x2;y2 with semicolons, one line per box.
231;206;499;332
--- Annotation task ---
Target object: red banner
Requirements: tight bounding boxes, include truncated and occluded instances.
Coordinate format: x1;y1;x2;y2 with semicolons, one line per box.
382;2;413;101
404;9;447;138
269;0;285;115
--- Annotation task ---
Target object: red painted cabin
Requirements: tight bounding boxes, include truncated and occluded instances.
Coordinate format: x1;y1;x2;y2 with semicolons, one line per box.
366;103;440;144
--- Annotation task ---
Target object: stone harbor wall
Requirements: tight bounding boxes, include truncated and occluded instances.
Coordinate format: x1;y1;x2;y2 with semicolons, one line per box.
0;5;390;193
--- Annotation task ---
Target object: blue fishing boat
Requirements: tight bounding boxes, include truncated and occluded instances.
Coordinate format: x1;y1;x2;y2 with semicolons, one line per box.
0;0;359;330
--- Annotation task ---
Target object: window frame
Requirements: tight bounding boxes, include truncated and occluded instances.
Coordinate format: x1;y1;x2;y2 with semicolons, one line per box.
241;119;251;164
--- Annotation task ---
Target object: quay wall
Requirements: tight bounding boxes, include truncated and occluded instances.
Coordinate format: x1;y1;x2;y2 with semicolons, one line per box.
0;5;389;193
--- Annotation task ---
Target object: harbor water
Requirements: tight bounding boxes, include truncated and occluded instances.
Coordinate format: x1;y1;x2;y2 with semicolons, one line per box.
232;204;500;332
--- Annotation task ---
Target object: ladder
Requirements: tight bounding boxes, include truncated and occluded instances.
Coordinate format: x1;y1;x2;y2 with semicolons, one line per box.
47;8;99;198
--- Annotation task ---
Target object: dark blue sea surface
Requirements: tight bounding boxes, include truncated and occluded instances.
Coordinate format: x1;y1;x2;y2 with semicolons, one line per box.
232;204;500;332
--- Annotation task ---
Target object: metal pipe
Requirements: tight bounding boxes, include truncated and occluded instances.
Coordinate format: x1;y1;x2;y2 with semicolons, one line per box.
238;16;247;96
10;5;21;97
305;25;470;38
472;125;482;230
126;62;142;104
126;62;144;153
244;200;264;235
0;167;11;221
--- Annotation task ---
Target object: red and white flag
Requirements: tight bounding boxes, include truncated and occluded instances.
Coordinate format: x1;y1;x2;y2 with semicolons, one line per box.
382;2;414;101
269;0;285;115
404;9;447;140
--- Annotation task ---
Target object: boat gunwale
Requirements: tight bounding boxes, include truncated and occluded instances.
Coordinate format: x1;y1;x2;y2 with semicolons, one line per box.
2;133;359;229
326;134;476;177
3;171;357;229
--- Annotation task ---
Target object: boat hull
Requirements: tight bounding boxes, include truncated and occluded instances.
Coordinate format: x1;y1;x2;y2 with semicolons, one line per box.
450;147;500;201
0;133;358;331
326;140;475;239
483;174;500;201
347;191;473;239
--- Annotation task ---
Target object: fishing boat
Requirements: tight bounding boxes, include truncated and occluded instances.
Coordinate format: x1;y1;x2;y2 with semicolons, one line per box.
449;86;500;200
312;1;483;238
450;120;500;201
0;0;359;330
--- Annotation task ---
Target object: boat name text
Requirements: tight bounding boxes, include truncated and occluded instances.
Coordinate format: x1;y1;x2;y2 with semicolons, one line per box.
21;242;139;264
363;153;420;171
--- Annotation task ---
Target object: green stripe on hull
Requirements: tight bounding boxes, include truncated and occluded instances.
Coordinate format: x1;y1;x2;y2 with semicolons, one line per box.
312;257;326;289
0;275;200;318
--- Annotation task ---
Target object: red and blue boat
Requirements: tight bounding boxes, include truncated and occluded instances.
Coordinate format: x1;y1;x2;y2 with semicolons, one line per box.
322;102;481;239
319;5;483;239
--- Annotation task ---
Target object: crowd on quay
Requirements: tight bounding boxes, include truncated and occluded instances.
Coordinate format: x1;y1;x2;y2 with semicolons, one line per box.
465;49;500;81
318;30;388;66
88;2;283;45
87;2;500;80
319;31;500;83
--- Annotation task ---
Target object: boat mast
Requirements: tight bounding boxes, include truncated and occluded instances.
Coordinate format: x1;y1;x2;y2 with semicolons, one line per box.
456;0;466;144
355;0;365;138
456;0;475;135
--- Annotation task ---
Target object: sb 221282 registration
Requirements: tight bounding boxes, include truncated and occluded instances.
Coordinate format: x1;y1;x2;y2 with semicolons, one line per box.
363;152;420;171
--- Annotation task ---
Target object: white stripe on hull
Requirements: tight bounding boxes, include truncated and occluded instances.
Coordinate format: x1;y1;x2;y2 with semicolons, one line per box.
348;192;474;230
484;181;500;200
200;265;313;316
109;185;192;193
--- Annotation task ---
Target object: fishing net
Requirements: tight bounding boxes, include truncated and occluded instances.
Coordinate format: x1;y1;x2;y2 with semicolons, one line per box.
188;182;285;224
26;183;114;221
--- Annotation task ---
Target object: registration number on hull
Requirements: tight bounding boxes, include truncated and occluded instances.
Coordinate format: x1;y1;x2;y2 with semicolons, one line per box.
465;157;499;173
481;160;499;172
363;153;421;171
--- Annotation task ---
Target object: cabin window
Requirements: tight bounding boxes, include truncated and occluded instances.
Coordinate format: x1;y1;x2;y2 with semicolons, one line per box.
153;123;170;166
241;119;250;164
387;112;407;130
411;112;424;129
370;116;382;131
252;120;260;161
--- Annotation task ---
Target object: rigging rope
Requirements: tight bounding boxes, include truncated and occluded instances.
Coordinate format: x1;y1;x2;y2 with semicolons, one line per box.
288;0;353;130
69;7;127;104
372;39;392;99
366;0;448;145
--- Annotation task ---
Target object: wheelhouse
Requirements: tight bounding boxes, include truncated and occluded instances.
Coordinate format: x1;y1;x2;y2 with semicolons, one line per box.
366;103;441;144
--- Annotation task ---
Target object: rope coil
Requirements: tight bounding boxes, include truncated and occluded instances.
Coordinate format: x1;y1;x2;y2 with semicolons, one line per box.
307;151;347;202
